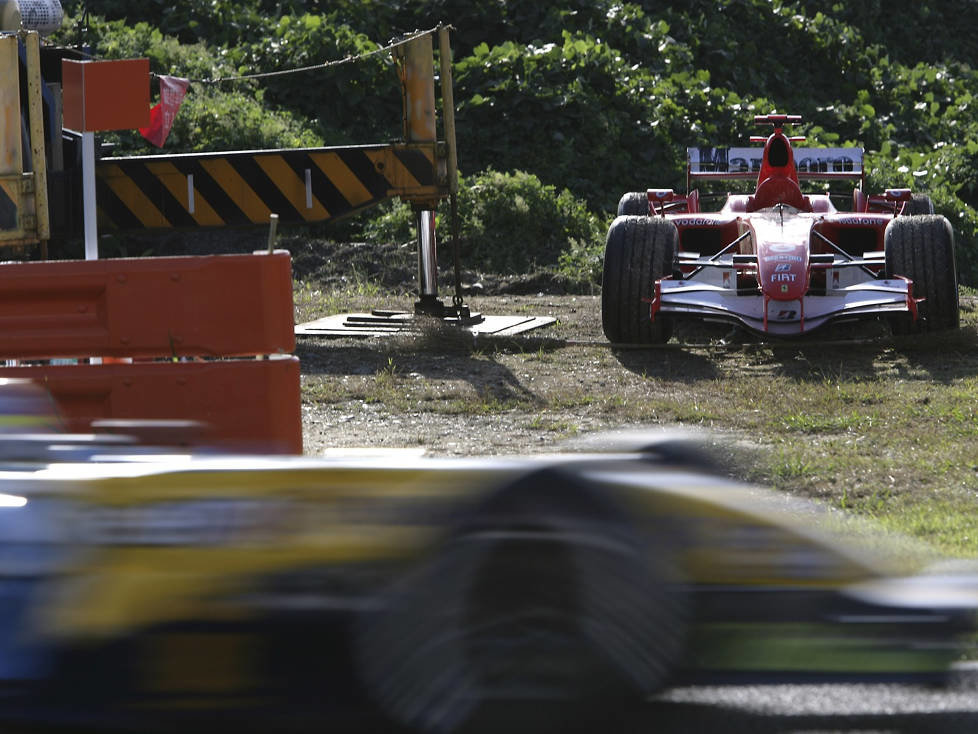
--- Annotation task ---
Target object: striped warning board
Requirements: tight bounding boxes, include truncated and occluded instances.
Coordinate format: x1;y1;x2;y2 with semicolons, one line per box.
95;143;446;231
0;176;17;232
0;173;38;245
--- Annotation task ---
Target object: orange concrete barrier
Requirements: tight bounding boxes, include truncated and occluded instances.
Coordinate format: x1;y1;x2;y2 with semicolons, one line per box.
0;251;294;360
0;358;302;454
0;250;302;454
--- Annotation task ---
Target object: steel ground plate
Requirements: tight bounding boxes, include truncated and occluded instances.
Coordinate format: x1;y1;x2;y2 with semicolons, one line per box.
295;310;556;337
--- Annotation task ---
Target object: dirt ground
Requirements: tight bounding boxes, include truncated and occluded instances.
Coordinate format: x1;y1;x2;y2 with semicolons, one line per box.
296;293;637;457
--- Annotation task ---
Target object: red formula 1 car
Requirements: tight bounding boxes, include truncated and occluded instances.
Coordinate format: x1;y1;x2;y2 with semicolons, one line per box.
602;114;960;342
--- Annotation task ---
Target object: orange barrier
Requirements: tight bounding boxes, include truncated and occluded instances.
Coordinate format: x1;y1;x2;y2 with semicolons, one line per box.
0;358;302;454
0;251;302;454
0;251;294;360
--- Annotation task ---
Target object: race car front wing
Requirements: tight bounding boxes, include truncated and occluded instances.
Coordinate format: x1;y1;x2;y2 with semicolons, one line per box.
654;271;915;336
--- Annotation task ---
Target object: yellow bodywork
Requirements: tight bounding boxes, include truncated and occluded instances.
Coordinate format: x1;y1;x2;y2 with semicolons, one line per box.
6;452;894;642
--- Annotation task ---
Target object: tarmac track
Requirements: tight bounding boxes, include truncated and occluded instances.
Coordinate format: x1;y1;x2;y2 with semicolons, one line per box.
621;663;978;733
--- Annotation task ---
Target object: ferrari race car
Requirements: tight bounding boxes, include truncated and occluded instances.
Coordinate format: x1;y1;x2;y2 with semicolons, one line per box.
602;113;960;342
0;426;975;733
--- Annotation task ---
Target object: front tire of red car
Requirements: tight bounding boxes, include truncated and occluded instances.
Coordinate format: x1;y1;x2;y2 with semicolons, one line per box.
884;214;959;333
602;216;678;344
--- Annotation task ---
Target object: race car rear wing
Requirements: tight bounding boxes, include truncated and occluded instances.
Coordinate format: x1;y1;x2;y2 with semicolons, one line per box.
687;146;864;190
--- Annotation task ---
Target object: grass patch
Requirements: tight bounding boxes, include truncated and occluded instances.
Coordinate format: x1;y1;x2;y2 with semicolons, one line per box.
293;277;388;324
527;415;580;437
859;493;978;558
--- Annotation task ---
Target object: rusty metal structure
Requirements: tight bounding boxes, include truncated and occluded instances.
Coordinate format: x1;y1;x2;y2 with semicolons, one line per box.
0;30;49;249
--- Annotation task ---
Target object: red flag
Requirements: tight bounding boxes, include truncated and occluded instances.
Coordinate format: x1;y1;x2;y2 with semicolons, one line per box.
139;76;190;147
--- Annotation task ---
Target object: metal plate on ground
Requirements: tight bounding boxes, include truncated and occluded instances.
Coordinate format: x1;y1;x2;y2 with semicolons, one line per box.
295;310;557;337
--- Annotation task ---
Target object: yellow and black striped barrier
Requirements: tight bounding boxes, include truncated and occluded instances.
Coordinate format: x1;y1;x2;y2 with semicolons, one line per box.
95;142;445;231
0;175;18;233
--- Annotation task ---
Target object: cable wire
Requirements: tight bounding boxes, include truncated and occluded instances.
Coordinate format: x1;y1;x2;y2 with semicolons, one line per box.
189;24;446;85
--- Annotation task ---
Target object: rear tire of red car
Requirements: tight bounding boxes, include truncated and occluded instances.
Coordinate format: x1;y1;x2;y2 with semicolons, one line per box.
884;215;959;333
355;468;687;734
617;191;649;216
602;215;678;343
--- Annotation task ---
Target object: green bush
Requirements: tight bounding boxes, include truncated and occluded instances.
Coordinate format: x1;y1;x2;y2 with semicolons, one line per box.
226;13;403;145
361;169;607;278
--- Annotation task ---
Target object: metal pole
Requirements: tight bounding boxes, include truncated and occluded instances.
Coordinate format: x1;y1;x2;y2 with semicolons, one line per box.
401;33;437;145
402;33;442;314
416;208;438;300
437;25;458;195
82;130;97;259
24;31;49;242
0;36;21;182
267;212;279;253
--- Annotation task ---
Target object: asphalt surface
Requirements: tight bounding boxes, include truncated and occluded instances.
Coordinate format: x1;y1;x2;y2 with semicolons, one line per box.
623;663;978;733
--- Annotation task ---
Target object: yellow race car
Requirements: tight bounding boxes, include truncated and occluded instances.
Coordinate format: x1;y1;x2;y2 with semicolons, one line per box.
0;429;973;733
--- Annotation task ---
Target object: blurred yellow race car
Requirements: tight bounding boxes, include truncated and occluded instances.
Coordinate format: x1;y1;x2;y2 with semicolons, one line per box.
0;428;973;733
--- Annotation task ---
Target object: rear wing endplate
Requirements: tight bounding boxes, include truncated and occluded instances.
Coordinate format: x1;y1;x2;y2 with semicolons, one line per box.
687;146;864;188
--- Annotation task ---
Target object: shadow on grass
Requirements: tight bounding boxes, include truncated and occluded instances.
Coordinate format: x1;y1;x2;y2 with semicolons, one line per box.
888;327;978;384
610;345;725;381
607;320;978;386
763;325;978;384
295;332;543;408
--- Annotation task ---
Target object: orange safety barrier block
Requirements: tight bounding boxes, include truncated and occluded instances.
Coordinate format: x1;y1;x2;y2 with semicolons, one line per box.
0;358;302;455
0;250;302;454
0;251;294;360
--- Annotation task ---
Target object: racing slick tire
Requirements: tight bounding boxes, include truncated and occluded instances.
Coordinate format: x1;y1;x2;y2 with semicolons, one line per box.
904;193;935;216
884;214;959;333
355;468;687;734
602;215;678;344
617;191;650;216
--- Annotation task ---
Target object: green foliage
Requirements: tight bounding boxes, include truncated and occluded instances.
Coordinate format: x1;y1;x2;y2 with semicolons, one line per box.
167;89;324;152
456;169;606;274
454;33;676;209
63;0;270;46
227;14;402;144
800;0;978;66
361;170;607;277
54;1;978;283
